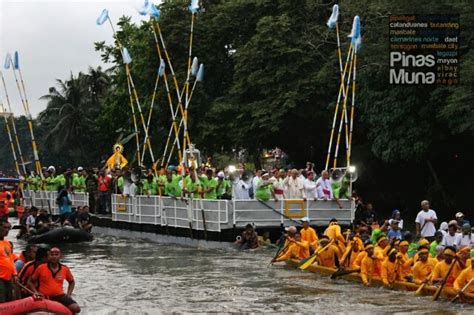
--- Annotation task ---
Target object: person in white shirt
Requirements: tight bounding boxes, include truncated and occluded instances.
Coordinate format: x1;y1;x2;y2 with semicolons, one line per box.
303;171;317;200
388;209;404;230
26;207;38;234
438;221;448;237
316;170;333;199
283;169;305;199
459;223;474;247
415;200;438;240
440;220;461;249
271;170;286;201
233;174;252;200
251;170;262;199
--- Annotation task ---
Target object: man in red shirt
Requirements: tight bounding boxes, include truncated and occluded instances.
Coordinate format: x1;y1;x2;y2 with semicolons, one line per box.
98;170;112;215
28;247;80;313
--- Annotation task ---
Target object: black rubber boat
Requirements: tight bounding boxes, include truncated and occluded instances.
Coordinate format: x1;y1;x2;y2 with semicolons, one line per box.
27;227;93;244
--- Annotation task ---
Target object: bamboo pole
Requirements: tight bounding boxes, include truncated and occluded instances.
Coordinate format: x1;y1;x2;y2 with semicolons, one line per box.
0;104;20;176
348;49;358;165
0;70;26;174
333;47;355;169
324;45;353;170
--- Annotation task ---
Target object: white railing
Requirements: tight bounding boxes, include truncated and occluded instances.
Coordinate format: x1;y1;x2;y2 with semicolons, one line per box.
24;190;354;230
23;190;89;215
111;195;228;232
232;199;354;227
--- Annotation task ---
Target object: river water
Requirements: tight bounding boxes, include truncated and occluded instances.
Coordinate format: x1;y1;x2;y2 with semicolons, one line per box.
7;226;474;314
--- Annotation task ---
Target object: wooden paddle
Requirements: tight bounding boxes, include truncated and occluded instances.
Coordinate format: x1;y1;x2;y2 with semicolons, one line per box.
450;278;473;303
415;279;428;295
299;239;334;270
330;243;353;279
432;260;456;301
331;268;360;279
267;234;287;267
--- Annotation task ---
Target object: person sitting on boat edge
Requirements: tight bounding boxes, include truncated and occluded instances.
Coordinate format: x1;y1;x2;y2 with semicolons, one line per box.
28;247;80;313
360;243;381;286
412;246;437;284
235;224;259;250
14;244;37;273
26;207;38;235
272;232;309;262
64;206;92;233
453;249;474;295
18;246;49;297
34;209;55;235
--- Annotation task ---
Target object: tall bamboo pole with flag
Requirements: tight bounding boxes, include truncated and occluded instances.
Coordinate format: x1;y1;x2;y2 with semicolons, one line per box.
4;52;43;179
348;17;362;165
0;69;26;174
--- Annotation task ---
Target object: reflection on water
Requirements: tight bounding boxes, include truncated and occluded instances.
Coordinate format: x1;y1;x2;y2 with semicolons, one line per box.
7;228;474;314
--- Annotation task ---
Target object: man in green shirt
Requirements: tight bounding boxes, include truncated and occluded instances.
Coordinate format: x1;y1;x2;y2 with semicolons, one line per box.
72;167;86;192
164;171;182;198
216;171;232;199
429;231;443;257
26;172;40;191
200;169;218;200
143;174;158;196
183;171;201;199
44;170;57;192
255;172;274;201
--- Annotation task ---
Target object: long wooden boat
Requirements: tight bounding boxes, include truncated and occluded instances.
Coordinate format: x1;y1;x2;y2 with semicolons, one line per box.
286;259;474;304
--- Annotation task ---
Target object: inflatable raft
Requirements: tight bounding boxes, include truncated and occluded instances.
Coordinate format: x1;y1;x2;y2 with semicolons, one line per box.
0;296;72;315
28;227;93;244
286;259;474;304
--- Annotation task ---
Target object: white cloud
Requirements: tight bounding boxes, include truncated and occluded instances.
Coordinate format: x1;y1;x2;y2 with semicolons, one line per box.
0;0;149;117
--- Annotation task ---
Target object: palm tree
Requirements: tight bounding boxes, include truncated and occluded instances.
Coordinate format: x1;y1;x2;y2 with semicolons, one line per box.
38;68;110;162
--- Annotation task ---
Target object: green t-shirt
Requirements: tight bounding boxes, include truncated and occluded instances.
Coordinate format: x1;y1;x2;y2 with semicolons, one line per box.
216;179;231;197
143;178;158;195
429;240;438;257
72;175;86;192
26;175;39;191
45;176;57;192
117;176;124;192
164;178;182;198
255;179;271;201
200;176;218;200
184;176;201;198
332;180;342;199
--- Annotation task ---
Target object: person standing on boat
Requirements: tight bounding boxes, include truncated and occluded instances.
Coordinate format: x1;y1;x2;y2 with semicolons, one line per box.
303;172;317;201
283;169;305;199
254;173;274;202
28;247;80;313
415;200;438;242
0;221;17;302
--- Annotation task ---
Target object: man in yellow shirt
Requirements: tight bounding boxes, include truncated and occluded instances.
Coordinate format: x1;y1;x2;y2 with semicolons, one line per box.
374;235;389;274
396;240;413;281
453;249;474;294
300;217;318;250
381;248;399;286
324;218;346;253
431;246;463;286
273;232;309;262
412;247;437;284
361;243;380;286
315;237;341;268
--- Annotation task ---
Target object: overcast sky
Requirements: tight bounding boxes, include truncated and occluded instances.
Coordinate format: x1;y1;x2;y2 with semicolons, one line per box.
0;0;149;117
